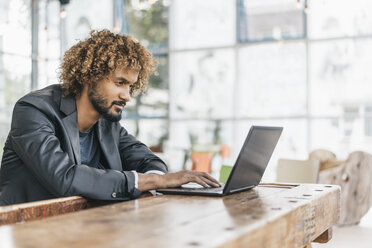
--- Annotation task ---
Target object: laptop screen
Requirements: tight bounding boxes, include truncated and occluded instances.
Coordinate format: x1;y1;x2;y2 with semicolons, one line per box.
224;126;283;193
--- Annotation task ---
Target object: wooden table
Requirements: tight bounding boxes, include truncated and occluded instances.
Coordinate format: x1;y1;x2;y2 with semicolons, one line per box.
0;183;340;248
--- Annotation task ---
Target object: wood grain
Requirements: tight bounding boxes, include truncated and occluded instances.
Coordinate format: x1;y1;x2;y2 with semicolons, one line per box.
0;191;156;226
0;196;87;225
318;151;372;225
0;184;340;248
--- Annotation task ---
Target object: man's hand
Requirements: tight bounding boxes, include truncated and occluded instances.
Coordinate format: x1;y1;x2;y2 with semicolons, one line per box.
137;170;221;192
161;171;221;188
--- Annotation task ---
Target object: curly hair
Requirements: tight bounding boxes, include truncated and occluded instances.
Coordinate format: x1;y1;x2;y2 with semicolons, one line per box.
59;29;156;96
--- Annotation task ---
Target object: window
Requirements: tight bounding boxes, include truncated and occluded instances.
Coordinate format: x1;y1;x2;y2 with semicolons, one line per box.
170;49;235;119
122;0;169;51
237;41;306;117
309;39;372;117
343;106;359;137
120;0;170;152
0;0;31;156
125;55;169;118
308;0;372;39
170;0;235;49
238;0;305;42
365;106;372;136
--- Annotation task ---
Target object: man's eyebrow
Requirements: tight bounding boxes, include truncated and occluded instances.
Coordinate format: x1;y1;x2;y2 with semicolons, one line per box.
115;77;131;83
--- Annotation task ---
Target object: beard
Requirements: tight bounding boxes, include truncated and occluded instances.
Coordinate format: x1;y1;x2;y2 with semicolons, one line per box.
88;84;126;122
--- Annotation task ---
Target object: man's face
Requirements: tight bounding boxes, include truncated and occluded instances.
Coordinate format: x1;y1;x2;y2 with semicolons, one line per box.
88;67;139;122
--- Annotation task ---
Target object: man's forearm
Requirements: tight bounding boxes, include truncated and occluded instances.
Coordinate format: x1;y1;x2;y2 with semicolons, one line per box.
137;173;162;192
137;171;221;192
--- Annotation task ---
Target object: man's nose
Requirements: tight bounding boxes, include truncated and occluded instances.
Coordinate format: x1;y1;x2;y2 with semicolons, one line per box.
119;87;131;102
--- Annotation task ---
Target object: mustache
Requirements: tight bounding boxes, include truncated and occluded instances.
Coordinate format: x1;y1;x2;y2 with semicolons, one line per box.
111;100;126;107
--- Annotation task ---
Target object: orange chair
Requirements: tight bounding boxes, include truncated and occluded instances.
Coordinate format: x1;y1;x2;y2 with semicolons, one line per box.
191;153;212;173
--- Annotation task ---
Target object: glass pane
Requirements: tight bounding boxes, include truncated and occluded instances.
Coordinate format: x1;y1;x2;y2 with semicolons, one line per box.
120;118;169;166
170;0;235;49
125;55;169;118
38;59;60;89
310;119;340;155
310;118;372;160
170;49;235;119
0;0;31;56
0;0;31;156
308;0;372;39
119;119;137;137
235;119;308;182
343;106;359;137
0;54;31;115
309;39;372;117
166;120;234;172
238;0;304;42
122;0;169;50
365;106;372;137
38;60;47;89
138;119;168;150
0;54;30;155
237;42;306;118
39;0;61;60
120;118;168;150
65;0;113;48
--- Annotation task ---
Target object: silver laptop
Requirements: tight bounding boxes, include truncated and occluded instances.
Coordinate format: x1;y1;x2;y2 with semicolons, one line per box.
157;126;283;196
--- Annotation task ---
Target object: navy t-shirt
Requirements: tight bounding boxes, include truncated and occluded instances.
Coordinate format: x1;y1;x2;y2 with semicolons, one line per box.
79;127;101;168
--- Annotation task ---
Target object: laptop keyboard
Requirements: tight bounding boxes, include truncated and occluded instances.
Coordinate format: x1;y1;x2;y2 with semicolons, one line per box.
178;184;225;193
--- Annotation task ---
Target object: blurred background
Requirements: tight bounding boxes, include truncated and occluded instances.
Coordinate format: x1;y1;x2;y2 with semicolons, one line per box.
1;0;372;182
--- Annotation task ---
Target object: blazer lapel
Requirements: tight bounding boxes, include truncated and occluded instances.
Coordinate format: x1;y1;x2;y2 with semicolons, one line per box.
96;119;122;171
60;94;81;165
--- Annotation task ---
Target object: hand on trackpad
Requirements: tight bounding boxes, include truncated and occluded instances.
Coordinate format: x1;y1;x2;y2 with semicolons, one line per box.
181;182;205;189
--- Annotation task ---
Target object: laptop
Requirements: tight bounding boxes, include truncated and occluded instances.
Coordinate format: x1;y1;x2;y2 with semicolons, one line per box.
157;126;283;196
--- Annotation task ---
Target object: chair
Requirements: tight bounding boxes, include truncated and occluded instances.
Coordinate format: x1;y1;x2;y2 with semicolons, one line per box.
191;152;212;173
311;150;372;226
276;159;320;183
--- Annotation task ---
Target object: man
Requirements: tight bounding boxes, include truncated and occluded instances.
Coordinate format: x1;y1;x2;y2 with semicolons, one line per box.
0;30;219;206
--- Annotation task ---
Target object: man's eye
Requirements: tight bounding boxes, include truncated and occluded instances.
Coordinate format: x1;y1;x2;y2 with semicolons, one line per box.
116;81;124;85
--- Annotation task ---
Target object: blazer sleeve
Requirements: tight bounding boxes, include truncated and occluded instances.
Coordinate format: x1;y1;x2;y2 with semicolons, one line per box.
10;101;138;201
118;126;168;174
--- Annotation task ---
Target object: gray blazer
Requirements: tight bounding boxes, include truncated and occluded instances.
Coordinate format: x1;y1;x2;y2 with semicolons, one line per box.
0;84;168;205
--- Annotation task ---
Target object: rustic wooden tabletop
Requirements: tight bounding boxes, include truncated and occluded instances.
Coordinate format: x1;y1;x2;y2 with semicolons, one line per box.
0;183;340;248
